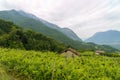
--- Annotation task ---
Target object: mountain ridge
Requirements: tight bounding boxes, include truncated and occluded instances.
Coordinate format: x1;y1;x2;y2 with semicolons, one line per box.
0;9;119;52
85;30;120;50
16;10;82;41
0;9;83;49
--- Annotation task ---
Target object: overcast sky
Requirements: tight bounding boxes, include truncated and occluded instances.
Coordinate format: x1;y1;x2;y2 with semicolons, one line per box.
0;0;120;39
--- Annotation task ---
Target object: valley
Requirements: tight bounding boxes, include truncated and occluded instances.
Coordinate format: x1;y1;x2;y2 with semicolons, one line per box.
0;8;120;80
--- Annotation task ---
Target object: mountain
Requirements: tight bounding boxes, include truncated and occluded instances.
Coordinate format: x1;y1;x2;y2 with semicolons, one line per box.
18;10;82;41
0;10;119;52
38;20;82;41
0;9;82;49
86;30;120;50
60;28;81;41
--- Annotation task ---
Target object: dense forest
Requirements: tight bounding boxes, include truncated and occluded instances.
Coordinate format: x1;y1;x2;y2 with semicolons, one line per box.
0;19;65;52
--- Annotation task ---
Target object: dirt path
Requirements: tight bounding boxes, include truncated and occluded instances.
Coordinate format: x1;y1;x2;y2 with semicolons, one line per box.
0;64;14;80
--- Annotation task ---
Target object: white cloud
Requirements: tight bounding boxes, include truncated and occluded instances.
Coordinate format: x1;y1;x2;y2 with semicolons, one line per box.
0;0;120;39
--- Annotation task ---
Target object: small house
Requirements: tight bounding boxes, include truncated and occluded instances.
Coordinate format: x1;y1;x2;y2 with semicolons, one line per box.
61;48;80;58
95;50;105;55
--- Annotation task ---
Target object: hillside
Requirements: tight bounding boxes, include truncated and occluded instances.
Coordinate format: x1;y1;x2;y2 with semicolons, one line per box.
0;10;82;48
18;10;82;41
86;30;120;50
0;19;65;52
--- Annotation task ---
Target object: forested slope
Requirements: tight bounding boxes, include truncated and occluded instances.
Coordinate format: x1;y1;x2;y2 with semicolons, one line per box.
0;19;65;52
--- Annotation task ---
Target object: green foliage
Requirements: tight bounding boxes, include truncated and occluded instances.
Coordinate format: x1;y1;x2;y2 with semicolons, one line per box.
0;19;65;52
0;48;120;80
84;42;119;52
0;19;14;34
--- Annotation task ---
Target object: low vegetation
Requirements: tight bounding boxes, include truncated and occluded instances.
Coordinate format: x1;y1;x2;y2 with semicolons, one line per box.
0;48;120;80
0;64;13;80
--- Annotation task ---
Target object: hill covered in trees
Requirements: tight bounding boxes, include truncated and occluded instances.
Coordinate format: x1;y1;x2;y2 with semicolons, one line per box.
0;10;82;49
0;19;65;52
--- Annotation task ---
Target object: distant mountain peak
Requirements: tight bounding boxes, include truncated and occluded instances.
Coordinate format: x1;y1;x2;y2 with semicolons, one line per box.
11;9;16;11
86;30;120;50
13;10;82;41
106;30;120;33
9;9;20;13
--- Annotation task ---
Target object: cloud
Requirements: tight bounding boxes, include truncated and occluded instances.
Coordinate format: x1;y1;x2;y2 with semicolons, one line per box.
0;0;120;39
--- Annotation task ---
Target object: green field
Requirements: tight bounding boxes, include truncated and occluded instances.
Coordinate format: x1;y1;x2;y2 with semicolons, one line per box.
0;48;120;80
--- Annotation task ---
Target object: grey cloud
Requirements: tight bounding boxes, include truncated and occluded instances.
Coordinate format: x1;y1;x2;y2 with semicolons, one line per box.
0;0;120;39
